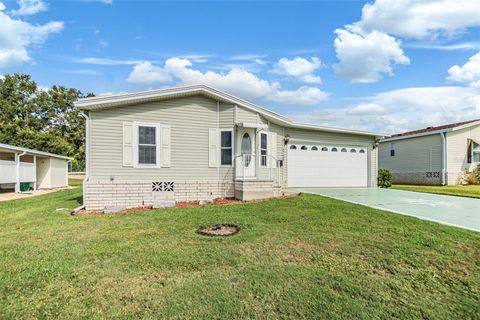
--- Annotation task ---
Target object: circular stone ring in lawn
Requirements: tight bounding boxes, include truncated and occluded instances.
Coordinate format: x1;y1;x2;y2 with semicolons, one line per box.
197;224;240;237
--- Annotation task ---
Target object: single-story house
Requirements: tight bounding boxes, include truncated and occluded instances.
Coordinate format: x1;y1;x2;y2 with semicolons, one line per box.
74;85;384;211
0;143;71;193
379;119;480;185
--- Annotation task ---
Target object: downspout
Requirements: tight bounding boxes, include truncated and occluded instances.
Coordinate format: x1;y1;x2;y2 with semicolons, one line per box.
15;151;27;193
216;101;221;197
440;132;447;185
72;111;89;213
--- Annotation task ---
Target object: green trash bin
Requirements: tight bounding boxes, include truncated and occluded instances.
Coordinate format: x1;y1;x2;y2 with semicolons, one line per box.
20;182;31;192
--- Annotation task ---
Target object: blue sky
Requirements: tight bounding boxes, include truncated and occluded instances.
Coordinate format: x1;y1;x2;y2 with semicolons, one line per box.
1;0;480;133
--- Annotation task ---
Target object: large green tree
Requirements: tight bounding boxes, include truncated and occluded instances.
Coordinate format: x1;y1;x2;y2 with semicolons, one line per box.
0;74;92;171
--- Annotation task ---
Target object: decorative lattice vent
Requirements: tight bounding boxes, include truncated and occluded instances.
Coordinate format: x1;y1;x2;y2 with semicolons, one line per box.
152;181;174;192
426;172;440;178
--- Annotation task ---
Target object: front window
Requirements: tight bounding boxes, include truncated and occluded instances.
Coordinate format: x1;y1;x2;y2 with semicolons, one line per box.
138;126;157;165
473;142;480;162
260;133;267;166
220;130;233;165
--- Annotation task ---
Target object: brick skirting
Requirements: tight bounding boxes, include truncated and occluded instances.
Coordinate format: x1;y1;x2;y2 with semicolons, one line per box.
392;172;443;186
85;180;235;210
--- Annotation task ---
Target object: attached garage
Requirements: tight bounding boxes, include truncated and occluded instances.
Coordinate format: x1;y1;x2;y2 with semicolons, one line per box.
288;144;368;188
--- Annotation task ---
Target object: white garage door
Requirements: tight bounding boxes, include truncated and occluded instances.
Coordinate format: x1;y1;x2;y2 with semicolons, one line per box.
288;144;368;187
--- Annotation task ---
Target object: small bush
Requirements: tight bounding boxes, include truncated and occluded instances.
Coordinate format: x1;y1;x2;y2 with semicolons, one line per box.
378;168;393;188
462;165;480;185
473;164;480;184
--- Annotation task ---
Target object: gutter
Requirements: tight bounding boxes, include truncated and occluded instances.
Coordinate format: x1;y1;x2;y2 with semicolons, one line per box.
72;111;89;214
440;132;447;185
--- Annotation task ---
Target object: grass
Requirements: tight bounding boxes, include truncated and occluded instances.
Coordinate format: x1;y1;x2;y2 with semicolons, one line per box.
392;184;480;199
0;183;479;319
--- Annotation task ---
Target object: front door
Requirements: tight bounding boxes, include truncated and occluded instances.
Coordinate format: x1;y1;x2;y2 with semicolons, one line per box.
237;128;256;178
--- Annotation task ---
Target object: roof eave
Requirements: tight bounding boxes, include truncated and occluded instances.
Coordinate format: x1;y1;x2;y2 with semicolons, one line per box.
75;84;384;138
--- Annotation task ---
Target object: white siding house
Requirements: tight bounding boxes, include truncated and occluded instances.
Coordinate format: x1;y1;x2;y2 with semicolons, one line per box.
75;85;384;211
0;143;71;193
379;119;480;185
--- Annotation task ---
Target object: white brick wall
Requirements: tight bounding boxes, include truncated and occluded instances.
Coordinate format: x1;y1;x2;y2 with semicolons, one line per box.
85;180;235;210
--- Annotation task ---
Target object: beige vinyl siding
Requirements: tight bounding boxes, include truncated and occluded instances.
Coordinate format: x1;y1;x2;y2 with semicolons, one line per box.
236;106;259;123
378;134;442;173
89;95;233;181
446;124;480;184
87;95;378;187
285;127;377;187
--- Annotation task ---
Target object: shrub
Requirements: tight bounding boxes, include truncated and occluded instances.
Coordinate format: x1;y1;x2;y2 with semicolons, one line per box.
463;165;480;185
473;164;480;184
378;168;393;188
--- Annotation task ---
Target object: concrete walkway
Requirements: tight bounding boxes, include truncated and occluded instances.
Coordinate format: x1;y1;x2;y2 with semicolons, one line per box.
295;188;480;232
0;187;73;202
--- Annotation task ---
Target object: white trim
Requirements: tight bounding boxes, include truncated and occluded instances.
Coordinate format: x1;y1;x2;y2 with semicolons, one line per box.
259;132;268;167
472;140;480;163
74;84;384;138
382;120;480;142
0;142;72;160
133;122;161;168
219;128;234;167
238;122;269;130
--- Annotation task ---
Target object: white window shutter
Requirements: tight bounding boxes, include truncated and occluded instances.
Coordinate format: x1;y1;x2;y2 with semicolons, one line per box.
160;125;171;167
122;122;133;167
208;128;219;167
268;132;277;168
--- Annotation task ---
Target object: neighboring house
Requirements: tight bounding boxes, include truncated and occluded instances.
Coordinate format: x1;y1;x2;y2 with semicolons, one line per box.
0;143;71;193
379;119;480;185
75;85;383;211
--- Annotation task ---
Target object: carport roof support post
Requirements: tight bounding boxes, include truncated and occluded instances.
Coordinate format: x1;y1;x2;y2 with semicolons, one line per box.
15;151;26;193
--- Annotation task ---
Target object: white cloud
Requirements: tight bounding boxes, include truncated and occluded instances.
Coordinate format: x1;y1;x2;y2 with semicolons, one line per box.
346;103;387;115
290;86;480;133
268;87;329;105
126;61;172;83
62;69;101;76
11;0;47;16
447;51;480;87
272;56;322;83
333;29;410;83
76;57;145;65
404;41;480;51
333;0;480;83
0;2;63;67
353;0;480;39
126;57;329;105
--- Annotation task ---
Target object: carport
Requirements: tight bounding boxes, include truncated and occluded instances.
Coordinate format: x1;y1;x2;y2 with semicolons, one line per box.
0;143;71;193
296;188;480;232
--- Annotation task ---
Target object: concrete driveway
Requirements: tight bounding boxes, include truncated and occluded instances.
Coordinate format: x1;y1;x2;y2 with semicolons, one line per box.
295;188;480;232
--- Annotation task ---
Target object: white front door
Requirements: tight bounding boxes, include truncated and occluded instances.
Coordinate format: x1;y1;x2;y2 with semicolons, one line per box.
236;128;256;178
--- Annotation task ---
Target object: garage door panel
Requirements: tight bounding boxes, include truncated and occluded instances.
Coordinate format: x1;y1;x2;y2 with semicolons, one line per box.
288;145;368;187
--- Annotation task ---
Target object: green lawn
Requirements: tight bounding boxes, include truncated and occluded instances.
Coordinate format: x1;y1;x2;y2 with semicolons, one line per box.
392;184;480;199
0;183;479;319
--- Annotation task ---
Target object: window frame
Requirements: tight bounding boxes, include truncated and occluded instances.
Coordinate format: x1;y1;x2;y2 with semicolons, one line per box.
219;128;234;167
473;141;480;163
390;143;395;157
260;132;268;167
133;122;161;168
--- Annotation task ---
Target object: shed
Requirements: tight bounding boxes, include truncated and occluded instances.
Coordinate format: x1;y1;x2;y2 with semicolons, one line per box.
0;143;71;193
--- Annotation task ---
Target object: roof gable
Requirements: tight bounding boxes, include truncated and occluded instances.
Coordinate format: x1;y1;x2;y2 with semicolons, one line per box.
74;85;384;137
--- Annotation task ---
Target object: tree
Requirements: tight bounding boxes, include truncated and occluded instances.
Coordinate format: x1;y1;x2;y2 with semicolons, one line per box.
0;73;92;171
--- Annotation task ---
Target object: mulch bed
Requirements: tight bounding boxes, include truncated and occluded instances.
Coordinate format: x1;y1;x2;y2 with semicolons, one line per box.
197;224;240;236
